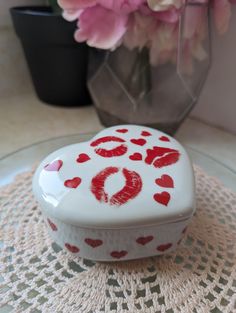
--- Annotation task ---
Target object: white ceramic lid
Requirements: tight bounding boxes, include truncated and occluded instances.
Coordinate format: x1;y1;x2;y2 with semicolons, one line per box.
33;125;195;228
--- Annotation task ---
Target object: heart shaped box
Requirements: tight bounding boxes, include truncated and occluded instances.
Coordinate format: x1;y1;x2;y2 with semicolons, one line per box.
33;125;195;261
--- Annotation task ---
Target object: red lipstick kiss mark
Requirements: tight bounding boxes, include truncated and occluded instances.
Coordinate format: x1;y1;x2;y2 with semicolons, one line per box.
153;192;170;206
141;131;151;137
129;153;142;161
145;146;180;168
64;177;81;189
110;251;128;259
91;167;142;206
130;138;147;146
77;153;90;163
90;136;127;158
157;243;172;252
47;218;57;231
136;236;154;245
159;136;170;142
116;129;128;133
44;160;63;172
65;243;80;253
155;175;174;188
85;238;103;248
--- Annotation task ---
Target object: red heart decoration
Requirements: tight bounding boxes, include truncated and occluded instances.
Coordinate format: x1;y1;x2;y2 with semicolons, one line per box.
155;175;174;188
157;243;172;252
110;250;128;259
85;238;103;248
77;153;90;163
44;160;63;172
47;218;57;231
159;136;170;142
129;153;143;161
153;192;170;206
141;131;151;137
136;236;154;245
130;138;147;146
65;243;80;253
116;129;128;133
64;177;81;189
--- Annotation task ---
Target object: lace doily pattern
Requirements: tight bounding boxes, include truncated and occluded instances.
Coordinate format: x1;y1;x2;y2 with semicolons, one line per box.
0;166;236;312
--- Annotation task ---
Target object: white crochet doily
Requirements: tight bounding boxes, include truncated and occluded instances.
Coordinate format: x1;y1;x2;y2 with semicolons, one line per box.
0;166;236;313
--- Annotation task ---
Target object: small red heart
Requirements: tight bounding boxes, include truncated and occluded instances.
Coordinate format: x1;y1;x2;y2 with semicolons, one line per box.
153;192;170;206
77;153;90;163
64;177;81;189
159;136;170;142
155;175;174;188
47;218;57;231
110;250;128;259
136;236;154;245
85;238;103;248
65;243;80;253
44;160;63;172
129;153;142;161
116;129;128;133
130;138;146;146
157;243;172;252
141;131;151;137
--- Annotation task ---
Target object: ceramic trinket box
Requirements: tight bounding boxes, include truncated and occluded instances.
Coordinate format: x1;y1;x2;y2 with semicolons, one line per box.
33;125;195;261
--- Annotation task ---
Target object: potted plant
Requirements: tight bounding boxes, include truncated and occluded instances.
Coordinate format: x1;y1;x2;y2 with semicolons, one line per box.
10;0;91;106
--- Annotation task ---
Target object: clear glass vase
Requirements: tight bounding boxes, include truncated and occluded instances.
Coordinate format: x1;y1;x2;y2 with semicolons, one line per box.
88;3;211;135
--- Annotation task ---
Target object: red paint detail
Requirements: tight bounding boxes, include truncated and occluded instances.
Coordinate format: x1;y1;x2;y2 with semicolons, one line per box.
141;131;151;137
159;136;170;142
90;167;142;206
64;177;82;189
155;175;174;188
47;218;57;231
91;167;119;203
65;243;80;253
90;136;125;147
157;243;172;252
44;160;63;172
153;191;170;206
136;236;154;245
130;138;147;146
110;251;128;259
145;146;180;168
77;153;90;163
95;144;128;158
116;129;128;133
110;168;142;206
129;153;143;161
85;238;103;248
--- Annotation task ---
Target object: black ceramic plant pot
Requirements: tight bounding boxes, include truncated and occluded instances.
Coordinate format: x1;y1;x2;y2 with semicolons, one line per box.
10;6;91;106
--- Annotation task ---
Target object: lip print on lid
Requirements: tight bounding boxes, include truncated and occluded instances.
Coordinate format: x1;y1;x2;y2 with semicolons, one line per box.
44;160;63;172
90;136;128;158
145;146;180;168
91;166;142;206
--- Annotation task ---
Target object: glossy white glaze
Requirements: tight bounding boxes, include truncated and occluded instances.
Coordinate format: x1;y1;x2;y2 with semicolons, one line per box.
33;125;195;260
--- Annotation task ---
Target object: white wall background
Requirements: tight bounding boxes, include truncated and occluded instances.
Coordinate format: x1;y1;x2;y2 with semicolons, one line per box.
191;7;236;134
